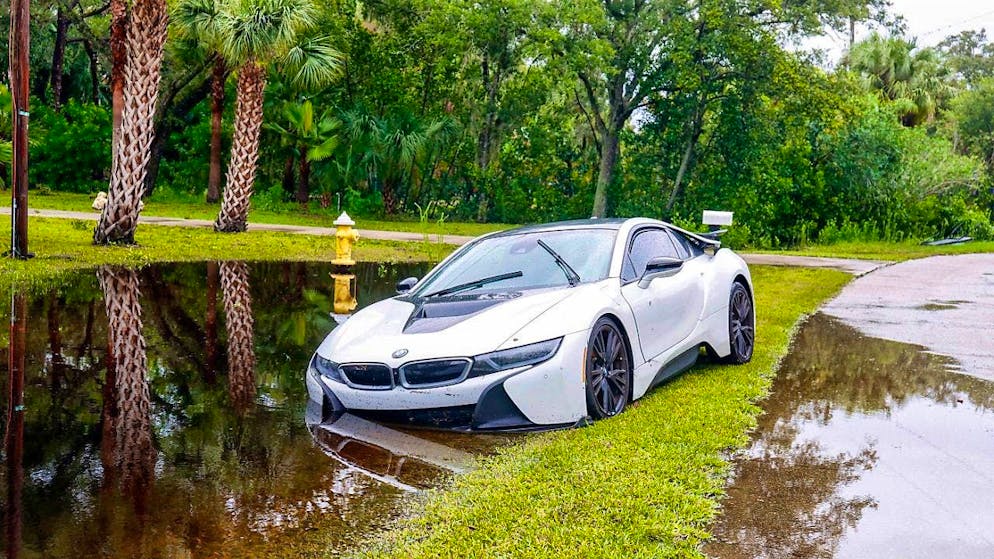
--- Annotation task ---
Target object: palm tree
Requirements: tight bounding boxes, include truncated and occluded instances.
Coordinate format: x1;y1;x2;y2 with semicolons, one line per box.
94;0;169;244
213;0;342;232
97;266;156;508
172;0;229;203
266;99;341;203
221;261;256;411
342;108;455;214
848;34;956;126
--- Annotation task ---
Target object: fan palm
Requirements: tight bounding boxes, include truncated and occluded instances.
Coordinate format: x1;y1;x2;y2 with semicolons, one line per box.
212;0;343;232
848;34;956;126
172;0;228;203
341;108;455;214
93;0;169;244
266;99;341;203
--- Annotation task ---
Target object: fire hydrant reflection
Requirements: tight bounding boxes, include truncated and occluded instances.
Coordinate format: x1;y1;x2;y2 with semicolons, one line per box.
331;273;358;323
332;212;360;266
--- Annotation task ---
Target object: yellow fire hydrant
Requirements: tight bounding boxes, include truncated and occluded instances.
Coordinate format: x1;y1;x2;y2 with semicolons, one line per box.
330;273;358;316
332;211;360;265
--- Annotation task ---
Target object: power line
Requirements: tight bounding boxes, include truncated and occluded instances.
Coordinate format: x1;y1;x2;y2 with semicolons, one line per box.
918;7;994;38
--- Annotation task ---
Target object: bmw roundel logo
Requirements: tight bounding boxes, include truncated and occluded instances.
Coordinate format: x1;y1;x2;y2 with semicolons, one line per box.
392;349;409;359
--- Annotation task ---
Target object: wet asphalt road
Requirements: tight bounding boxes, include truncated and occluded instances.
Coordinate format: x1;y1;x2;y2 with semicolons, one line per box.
823;253;994;381
710;253;994;559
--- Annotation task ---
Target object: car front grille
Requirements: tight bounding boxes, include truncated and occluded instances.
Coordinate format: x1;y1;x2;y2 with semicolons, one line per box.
340;363;394;389
399;358;472;388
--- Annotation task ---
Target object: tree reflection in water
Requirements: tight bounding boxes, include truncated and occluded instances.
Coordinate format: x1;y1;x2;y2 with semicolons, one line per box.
221;261;256;412
0;261;454;558
707;313;994;559
98;266;156;516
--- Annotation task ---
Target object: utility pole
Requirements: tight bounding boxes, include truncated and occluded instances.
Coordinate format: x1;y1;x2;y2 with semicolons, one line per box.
8;0;32;259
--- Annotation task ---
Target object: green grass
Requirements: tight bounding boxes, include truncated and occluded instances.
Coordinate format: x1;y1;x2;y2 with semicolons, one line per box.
359;265;851;559
24;191;511;237
751;239;994;262
0;216;442;292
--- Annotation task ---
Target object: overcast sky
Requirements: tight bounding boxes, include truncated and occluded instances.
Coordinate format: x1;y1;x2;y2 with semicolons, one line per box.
807;1;994;64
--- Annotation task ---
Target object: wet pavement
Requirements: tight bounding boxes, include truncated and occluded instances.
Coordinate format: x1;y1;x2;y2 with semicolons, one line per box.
0;261;515;559
707;313;994;558
823;253;994;380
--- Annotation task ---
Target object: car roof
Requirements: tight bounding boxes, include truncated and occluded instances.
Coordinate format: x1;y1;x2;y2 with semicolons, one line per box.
488;218;632;238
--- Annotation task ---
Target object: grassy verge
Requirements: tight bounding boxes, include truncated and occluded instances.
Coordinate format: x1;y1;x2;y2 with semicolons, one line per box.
0;216;440;292
22;191;511;237
748;239;994;262
360;265;851;559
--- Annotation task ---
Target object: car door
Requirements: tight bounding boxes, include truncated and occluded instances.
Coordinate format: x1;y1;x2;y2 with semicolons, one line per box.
620;227;707;361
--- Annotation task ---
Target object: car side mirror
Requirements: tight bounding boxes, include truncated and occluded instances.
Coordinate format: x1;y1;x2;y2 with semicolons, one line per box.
396;276;419;294
638;257;683;288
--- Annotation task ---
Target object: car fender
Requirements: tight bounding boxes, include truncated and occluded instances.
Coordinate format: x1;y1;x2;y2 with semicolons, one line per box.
497;280;636;356
698;248;753;357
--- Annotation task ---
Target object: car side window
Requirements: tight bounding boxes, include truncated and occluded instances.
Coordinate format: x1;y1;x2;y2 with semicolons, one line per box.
666;230;703;259
622;228;680;282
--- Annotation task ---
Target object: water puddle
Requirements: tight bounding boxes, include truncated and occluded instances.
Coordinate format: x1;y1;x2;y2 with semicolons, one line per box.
1;261;515;558
707;313;994;558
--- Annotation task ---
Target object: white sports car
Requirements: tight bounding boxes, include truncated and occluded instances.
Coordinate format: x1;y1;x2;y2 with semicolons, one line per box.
306;216;754;430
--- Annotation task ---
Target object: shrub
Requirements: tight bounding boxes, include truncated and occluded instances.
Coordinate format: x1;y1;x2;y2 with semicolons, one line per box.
31;102;111;193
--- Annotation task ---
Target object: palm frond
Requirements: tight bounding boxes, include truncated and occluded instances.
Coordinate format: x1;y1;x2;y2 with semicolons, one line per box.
282;34;345;92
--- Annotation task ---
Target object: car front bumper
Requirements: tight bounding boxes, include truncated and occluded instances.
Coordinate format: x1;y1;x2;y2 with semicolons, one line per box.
306;330;589;430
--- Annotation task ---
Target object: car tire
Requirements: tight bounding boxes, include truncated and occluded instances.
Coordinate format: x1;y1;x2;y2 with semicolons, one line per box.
725;282;755;364
585;318;632;419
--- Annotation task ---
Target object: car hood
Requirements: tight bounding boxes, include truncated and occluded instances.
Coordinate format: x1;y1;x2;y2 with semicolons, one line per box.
317;287;574;364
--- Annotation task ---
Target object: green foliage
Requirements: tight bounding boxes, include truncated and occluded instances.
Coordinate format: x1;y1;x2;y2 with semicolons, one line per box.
30;101;112;193
17;0;994;249
952;78;994;178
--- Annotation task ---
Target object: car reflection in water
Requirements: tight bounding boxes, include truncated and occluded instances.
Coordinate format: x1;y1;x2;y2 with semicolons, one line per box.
306;405;476;492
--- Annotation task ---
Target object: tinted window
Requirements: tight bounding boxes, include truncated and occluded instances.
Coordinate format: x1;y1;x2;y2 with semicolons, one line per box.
623;229;680;282
412;229;617;297
667;230;705;259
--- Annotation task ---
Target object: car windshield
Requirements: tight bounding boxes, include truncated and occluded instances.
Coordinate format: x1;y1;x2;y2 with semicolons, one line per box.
412;228;617;297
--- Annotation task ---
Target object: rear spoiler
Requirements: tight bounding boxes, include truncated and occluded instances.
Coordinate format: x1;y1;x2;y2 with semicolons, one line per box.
668;210;733;252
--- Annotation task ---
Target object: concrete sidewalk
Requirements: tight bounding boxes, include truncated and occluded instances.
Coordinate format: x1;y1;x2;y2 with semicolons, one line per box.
3;206;888;275
2;206;477;245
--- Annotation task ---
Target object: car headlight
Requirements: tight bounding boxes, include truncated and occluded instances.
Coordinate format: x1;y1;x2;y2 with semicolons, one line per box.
311;354;344;383
470;338;562;377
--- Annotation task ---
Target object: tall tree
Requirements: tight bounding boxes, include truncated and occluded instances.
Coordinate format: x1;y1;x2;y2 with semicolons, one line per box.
561;0;888;217
172;0;229;203
213;0;342;233
93;0;169;244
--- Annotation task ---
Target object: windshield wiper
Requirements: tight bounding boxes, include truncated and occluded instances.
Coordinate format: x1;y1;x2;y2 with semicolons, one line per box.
423;271;524;298
537;239;580;287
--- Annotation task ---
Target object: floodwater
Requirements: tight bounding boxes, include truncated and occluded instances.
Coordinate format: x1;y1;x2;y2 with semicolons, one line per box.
707;313;994;559
0;261;514;559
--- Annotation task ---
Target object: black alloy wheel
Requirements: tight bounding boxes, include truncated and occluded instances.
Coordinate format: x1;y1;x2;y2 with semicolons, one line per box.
726;282;755;364
585;318;632;419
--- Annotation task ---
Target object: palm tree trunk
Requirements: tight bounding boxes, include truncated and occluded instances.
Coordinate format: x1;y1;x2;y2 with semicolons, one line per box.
296;147;310;204
221;261;256;411
94;0;169;244
97;266;155;513
215;61;266;233
282;155;295;195
207;58;227;203
109;0;126;139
